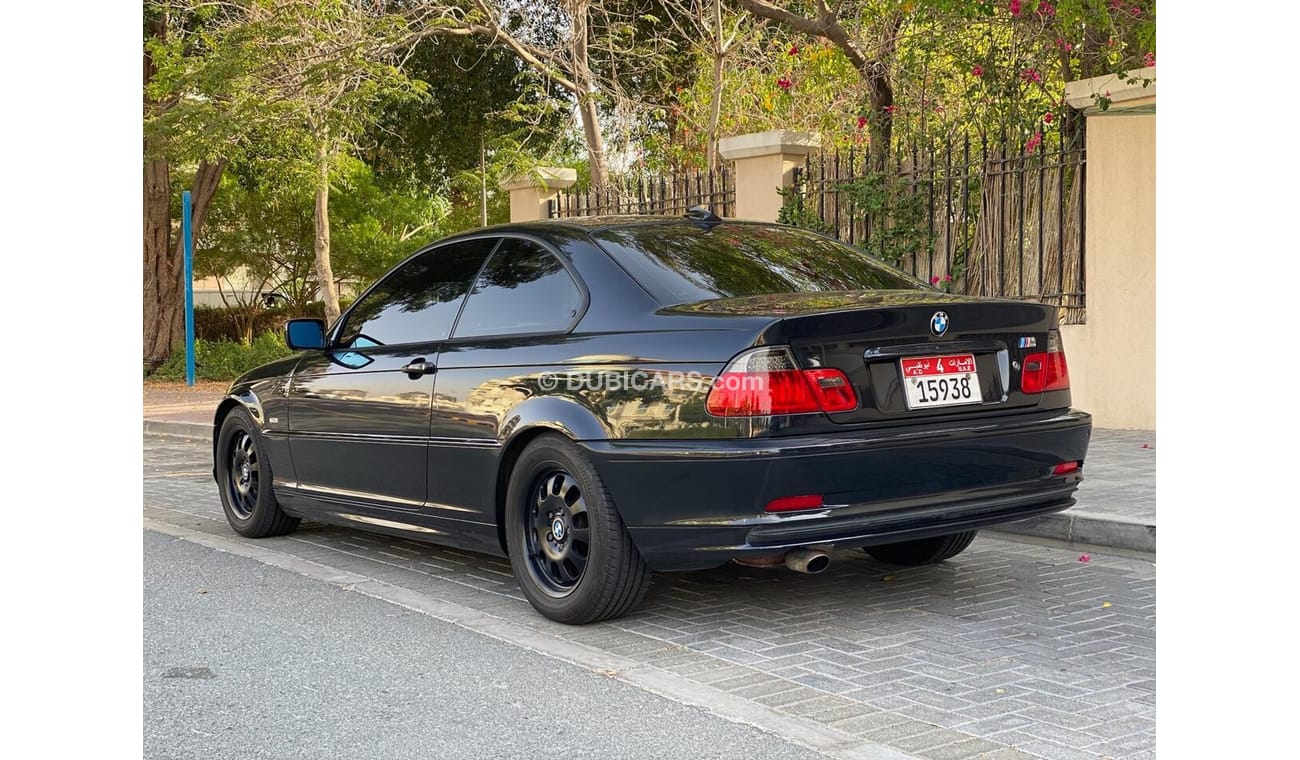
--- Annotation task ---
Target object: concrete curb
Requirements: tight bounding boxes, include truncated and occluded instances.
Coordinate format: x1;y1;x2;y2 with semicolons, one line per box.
143;419;1155;555
995;509;1156;554
144;419;209;441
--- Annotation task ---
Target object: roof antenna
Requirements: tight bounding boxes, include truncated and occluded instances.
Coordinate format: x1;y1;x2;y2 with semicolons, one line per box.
684;205;723;228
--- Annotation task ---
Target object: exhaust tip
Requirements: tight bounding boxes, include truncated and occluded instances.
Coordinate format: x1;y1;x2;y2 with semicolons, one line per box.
805;553;831;574
785;548;831;575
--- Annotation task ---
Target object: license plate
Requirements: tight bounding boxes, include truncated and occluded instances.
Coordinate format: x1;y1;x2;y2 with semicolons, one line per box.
900;354;983;410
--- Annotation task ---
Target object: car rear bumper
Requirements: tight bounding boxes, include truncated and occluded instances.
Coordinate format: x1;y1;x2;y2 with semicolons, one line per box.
581;408;1091;571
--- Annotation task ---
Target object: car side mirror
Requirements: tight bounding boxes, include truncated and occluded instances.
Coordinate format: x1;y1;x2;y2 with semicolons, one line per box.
285;318;327;350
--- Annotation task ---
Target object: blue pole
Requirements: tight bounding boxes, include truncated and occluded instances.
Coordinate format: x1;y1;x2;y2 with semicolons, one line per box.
183;190;195;386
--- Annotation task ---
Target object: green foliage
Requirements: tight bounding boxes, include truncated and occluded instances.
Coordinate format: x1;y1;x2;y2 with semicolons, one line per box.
776;185;834;236
151;332;293;382
836;173;933;266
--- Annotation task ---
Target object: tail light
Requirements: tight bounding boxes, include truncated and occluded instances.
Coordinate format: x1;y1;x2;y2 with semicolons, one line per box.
1021;330;1070;393
706;347;858;417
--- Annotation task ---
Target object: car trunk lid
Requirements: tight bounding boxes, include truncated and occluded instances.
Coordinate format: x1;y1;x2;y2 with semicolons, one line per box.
668;290;1060;425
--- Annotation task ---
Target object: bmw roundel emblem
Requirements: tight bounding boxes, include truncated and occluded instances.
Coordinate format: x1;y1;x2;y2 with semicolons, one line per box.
930;311;950;337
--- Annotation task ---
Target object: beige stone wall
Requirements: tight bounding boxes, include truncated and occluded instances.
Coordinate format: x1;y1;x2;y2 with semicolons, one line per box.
1063;70;1156;429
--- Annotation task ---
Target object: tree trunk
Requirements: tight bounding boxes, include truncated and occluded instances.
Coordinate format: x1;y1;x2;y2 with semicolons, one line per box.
143;154;176;372
705;0;725;172
569;0;608;190
314;142;341;326
706;49;725;172
143;11;174;372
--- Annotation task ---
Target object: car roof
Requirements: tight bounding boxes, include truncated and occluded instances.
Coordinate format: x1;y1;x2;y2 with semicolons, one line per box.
439;216;773;241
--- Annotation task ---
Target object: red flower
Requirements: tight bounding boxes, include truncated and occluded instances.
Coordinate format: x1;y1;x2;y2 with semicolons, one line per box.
884;105;897;115
1025;131;1043;153
1055;38;1073;52
1142;51;1156;67
1042;111;1054;124
971;65;984;77
930;275;941;286
1021;68;1042;83
1009;0;1021;16
1109;0;1122;8
788;44;800;56
1130;6;1141;15
856;115;868;129
1036;1;1055;16
776;77;792;91
943;274;953;282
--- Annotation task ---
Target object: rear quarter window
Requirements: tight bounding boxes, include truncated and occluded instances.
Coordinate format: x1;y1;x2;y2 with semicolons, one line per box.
591;223;927;305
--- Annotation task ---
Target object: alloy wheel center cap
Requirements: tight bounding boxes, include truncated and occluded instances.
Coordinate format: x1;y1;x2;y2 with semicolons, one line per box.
551;516;567;541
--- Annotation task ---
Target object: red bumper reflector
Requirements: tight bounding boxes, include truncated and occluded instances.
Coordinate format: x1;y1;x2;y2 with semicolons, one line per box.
765;494;824;512
1053;461;1080;475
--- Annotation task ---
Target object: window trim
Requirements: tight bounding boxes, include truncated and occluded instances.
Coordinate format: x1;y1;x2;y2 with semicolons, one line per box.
443;233;591;343
327;236;505;349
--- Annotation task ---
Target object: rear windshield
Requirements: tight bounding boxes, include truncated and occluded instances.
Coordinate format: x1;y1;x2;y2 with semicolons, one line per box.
590;223;926;305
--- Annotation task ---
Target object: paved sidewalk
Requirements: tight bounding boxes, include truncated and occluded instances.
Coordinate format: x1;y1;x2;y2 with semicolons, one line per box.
143;381;1155;553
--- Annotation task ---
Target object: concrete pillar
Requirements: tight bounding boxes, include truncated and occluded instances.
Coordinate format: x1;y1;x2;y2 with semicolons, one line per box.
499;168;578;223
717;130;821;222
1062;67;1156;429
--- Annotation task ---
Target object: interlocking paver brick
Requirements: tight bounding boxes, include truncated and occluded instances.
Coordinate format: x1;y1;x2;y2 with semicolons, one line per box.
145;434;1156;760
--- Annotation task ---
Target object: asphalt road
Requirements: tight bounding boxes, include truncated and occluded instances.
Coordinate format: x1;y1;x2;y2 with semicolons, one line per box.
144;530;830;760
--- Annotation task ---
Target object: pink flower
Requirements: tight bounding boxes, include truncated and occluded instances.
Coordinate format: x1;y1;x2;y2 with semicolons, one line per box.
1109;0;1122;8
788;44;800;56
1056;38;1074;52
971;65;984;77
856;115;868;129
1130;5;1141;15
776;76;792;91
884;104;897;115
1141;442;1151;449
1043;111;1054;124
1025;131;1043;152
1036;1;1055;17
1079;553;1091;563
1021;68;1042;83
1142;51;1156;67
943;274;953;282
930;275;941;285
1009;0;1021;16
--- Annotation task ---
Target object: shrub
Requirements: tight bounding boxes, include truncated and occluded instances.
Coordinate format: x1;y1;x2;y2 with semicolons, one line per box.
151;331;293;382
193;299;355;342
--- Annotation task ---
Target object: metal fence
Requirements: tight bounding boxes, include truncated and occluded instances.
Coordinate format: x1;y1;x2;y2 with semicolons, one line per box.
789;130;1087;324
549;167;736;219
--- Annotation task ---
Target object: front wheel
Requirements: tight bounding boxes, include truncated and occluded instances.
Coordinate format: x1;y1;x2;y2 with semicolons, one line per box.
864;531;978;566
505;434;651;624
215;407;299;538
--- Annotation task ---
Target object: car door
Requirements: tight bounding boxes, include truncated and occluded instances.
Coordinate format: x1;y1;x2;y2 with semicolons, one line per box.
425;237;588;529
286;238;498;510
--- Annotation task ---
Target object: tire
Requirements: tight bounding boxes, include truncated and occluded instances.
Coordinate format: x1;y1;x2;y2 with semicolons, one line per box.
504;434;651;624
215;407;299;538
864;531;978;566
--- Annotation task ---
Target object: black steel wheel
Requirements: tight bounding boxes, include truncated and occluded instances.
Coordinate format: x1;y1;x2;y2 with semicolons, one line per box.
215;407;299;538
505;434;651;624
523;470;592;596
864;531;978;566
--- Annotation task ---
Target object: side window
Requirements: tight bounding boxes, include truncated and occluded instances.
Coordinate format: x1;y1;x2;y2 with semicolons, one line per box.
337;238;497;348
453;239;583;339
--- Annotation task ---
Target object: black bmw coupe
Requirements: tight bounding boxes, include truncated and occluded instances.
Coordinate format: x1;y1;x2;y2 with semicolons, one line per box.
213;213;1090;623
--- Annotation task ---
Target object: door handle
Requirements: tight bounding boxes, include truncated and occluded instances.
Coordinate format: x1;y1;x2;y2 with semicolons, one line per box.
402;359;435;378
